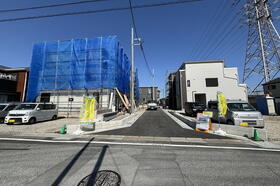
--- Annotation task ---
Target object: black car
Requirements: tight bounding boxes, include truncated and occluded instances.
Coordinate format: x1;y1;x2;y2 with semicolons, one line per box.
184;102;206;117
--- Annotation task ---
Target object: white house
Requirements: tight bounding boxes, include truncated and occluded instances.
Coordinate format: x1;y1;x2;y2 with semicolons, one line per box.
175;60;247;109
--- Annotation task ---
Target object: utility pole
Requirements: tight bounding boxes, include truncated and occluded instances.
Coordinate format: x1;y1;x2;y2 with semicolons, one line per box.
130;27;135;114
130;27;141;113
242;0;280;93
152;69;155;100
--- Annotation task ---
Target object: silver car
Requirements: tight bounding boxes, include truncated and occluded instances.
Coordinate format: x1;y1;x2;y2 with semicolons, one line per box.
5;103;58;124
208;100;264;128
0;103;19;123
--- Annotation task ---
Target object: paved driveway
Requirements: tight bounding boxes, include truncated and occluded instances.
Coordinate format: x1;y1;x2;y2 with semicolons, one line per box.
98;109;228;139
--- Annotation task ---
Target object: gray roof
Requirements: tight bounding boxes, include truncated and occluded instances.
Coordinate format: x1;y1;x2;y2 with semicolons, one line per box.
0;65;10;69
0;65;29;72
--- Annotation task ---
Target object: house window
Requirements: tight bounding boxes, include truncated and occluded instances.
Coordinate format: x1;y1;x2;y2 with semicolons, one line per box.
271;85;276;89
205;78;218;87
187;80;190;87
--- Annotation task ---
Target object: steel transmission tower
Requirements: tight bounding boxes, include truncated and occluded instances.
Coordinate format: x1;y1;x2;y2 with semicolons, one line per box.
242;0;280;93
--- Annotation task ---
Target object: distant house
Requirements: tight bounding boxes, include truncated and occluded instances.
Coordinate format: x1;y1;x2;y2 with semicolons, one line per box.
166;72;177;109
139;87;160;104
167;60;247;110
263;78;280;115
263;78;280;98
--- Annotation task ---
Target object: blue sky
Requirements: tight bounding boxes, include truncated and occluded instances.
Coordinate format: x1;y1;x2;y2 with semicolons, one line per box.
0;0;278;97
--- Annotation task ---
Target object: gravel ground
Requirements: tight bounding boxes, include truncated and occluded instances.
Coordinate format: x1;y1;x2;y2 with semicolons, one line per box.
264;116;280;141
0;118;80;137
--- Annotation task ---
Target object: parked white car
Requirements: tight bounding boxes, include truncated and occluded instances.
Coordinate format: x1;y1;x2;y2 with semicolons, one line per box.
147;100;158;110
5;103;58;124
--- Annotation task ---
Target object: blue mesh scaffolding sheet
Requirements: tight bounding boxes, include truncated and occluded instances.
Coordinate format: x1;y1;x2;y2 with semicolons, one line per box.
27;36;131;102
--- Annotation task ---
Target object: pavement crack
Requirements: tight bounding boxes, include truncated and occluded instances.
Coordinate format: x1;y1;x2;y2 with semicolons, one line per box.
175;159;192;186
265;164;280;178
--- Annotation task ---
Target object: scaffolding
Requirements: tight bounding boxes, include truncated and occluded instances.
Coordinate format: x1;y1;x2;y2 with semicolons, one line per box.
27;36;131;102
26;36;140;117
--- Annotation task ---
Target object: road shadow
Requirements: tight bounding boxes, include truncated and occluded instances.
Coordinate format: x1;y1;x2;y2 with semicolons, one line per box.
85;145;108;185
51;137;95;186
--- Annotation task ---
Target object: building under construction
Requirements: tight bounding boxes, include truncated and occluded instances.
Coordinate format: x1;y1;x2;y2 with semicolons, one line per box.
26;36;139;117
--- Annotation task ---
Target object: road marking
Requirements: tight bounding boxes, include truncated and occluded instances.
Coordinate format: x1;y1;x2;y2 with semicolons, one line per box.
1;137;280;152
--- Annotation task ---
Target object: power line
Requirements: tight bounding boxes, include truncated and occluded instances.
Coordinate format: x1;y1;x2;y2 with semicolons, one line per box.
0;0;202;23
195;1;236;59
203;14;240;58
189;0;226;59
0;0;109;13
128;0;139;38
128;0;153;77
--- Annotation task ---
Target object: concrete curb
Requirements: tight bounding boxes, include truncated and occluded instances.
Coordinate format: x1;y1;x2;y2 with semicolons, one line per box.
81;110;145;135
162;109;193;130
1;137;280;152
211;124;268;141
164;109;280;149
169;110;268;140
222;133;280;149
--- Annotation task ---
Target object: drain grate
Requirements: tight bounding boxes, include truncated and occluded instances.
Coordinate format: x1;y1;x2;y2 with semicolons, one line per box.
78;170;121;186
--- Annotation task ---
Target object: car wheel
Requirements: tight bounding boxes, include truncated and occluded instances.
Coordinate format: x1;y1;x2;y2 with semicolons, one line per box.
227;120;234;125
0;118;4;124
29;117;36;124
52;115;57;120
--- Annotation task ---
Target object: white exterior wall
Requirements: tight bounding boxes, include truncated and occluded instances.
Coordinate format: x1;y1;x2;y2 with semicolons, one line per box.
184;62;247;103
39;90;114;118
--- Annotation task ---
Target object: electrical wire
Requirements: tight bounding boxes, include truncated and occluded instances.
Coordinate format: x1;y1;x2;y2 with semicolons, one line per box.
128;0;153;77
0;0;109;13
197;3;237;59
189;0;226;60
193;0;234;59
204;16;240;58
0;0;202;23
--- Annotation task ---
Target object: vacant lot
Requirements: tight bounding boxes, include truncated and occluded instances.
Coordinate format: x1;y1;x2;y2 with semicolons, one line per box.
0;117;80;137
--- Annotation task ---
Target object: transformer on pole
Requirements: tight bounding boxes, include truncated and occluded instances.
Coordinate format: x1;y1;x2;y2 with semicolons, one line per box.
242;0;280;94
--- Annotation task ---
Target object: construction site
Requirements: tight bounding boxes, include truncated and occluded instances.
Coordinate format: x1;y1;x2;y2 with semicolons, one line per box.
26;36;139;117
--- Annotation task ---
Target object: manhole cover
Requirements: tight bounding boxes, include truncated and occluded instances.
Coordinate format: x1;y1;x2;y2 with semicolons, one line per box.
78;170;121;186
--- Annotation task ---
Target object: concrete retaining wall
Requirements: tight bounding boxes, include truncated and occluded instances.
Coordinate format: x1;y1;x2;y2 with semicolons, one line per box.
170;110;268;141
211;123;268;141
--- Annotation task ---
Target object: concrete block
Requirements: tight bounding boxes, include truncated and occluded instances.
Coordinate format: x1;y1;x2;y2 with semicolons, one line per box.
212;124;268;141
66;124;80;134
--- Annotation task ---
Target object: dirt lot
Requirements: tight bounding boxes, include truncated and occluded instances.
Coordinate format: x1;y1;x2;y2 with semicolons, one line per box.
0;117;80;137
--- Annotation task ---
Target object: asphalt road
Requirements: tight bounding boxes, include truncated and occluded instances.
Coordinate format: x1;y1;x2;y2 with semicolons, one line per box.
99;109;227;139
0;140;280;186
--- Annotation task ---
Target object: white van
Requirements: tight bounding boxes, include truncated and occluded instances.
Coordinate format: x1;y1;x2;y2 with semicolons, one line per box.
5;103;58;124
